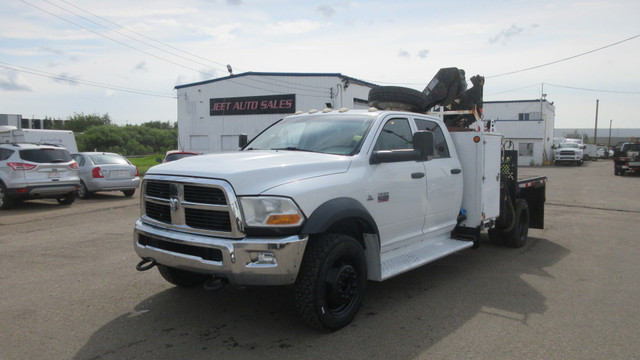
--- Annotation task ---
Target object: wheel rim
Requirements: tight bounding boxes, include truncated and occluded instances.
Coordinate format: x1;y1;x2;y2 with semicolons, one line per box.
78;183;86;198
325;258;360;315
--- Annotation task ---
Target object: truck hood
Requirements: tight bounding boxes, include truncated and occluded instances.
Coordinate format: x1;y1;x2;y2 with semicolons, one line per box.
148;150;352;194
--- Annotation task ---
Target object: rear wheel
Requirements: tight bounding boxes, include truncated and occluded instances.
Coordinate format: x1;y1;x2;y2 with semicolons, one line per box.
157;265;209;287
502;199;529;248
77;181;90;199
56;191;76;205
122;189;135;197
294;233;367;331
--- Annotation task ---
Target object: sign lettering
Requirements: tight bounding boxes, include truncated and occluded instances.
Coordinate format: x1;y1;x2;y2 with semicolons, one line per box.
210;94;296;116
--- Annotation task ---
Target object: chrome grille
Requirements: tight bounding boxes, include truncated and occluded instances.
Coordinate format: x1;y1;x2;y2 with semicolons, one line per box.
141;175;244;238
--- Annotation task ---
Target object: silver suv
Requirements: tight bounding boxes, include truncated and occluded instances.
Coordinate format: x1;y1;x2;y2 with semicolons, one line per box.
0;143;80;209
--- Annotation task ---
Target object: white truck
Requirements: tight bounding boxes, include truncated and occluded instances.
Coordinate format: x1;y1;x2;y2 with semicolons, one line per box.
133;70;547;331
0;127;78;153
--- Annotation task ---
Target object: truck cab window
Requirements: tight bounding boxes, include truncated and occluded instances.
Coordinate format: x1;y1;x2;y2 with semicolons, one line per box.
414;119;450;158
374;118;412;151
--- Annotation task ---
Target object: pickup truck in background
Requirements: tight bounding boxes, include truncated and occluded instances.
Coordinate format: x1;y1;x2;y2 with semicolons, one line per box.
613;142;640;175
133;68;547;331
552;142;584;166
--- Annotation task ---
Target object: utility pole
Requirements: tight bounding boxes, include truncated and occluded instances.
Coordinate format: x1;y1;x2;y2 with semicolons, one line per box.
608;120;612;147
594;99;599;145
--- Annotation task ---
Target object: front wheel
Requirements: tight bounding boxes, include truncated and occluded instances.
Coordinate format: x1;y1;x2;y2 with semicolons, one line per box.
0;183;16;210
294;233;367;331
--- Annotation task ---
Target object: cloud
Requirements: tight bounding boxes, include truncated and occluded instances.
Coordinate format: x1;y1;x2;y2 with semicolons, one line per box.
227;0;242;5
418;49;430;59
0;70;32;91
489;23;539;44
317;5;336;17
134;62;148;72
264;20;326;36
398;49;410;58
53;73;81;86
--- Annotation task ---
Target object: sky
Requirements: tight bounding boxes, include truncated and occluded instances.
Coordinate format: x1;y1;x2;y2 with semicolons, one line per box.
1;0;639;130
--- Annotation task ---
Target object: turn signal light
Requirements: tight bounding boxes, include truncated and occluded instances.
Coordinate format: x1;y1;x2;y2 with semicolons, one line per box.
266;214;301;225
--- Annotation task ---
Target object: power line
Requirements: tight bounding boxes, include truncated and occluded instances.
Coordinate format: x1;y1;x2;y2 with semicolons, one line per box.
0;62;176;98
545;83;640;95
21;0;336;93
486;35;640;78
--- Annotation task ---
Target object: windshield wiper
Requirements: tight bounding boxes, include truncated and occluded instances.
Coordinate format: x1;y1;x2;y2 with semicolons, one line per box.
271;147;317;153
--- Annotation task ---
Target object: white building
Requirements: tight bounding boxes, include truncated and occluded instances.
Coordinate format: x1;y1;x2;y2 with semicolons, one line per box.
483;99;555;166
175;72;377;153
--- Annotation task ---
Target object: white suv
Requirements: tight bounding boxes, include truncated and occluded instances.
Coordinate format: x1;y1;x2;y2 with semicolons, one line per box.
0;143;80;209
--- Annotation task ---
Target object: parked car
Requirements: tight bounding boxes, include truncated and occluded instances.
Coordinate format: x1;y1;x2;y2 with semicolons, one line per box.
71;152;140;198
157;150;199;163
596;146;609;159
1;143;79;209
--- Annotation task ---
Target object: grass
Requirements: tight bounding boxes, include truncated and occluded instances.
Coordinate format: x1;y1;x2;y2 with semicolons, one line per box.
127;154;161;177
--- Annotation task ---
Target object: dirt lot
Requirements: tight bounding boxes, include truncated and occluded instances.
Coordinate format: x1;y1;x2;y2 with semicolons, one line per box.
1;159;639;360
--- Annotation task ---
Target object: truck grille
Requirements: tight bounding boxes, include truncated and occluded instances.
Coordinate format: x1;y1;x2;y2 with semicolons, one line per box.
141;176;244;238
559;150;576;156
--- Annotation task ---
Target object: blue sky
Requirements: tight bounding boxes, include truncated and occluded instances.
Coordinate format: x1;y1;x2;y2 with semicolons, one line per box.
1;0;639;129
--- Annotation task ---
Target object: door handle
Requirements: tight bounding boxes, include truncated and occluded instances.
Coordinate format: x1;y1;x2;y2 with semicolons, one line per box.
451;168;462;174
411;172;425;179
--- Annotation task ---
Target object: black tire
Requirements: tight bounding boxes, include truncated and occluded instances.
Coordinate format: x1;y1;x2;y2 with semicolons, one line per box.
368;86;426;112
502;199;529;248
294;233;367;331
157;265;209;287
0;182;16;210
56;191;76;205
122;189;135;197
77;181;90;199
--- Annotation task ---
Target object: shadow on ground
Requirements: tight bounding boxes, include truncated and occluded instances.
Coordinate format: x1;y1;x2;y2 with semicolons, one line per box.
73;236;569;360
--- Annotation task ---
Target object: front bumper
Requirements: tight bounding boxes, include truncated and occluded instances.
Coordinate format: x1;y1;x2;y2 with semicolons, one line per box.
134;219;308;286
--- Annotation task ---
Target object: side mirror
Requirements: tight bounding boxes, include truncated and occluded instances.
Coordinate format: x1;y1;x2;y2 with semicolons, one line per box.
369;131;434;164
238;134;248;148
156;157;163;163
412;130;434;161
579;145;586;149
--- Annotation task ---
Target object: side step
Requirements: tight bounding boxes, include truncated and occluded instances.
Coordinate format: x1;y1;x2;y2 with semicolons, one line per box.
380;237;473;280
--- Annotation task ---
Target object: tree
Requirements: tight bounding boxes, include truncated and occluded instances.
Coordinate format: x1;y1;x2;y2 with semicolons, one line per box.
565;130;590;144
141;120;177;130
63;113;112;133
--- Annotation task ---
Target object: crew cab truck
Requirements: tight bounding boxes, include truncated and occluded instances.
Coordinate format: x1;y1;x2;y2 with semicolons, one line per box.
613;142;640;175
133;104;547;330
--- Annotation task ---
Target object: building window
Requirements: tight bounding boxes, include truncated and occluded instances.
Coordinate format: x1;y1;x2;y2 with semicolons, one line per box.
519;142;534;157
518;113;530;121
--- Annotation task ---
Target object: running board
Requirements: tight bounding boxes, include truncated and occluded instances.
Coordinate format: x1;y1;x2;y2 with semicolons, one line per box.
380;237;473;280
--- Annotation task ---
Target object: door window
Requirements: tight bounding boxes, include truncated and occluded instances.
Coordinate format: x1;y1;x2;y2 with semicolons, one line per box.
374;118;413;151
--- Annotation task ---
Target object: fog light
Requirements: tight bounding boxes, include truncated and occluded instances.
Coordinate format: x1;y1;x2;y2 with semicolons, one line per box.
258;252;276;264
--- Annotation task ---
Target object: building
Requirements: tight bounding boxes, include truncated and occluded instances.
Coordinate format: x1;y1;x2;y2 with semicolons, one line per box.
0;114;67;129
483;99;555;166
175;72;377;153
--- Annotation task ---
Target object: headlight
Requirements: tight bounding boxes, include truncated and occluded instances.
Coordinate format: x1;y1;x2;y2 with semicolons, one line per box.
239;196;305;227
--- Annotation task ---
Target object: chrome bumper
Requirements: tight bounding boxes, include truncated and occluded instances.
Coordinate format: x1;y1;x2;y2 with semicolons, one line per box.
133;219;308;286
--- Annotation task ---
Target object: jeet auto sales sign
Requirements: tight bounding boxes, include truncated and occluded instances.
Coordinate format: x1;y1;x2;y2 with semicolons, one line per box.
210;94;296;116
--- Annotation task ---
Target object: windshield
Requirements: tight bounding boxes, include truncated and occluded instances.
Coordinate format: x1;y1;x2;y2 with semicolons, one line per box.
245;114;375;155
89;153;129;165
561;143;579;149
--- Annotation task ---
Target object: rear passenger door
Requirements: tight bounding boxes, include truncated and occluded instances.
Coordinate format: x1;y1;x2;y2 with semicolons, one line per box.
414;118;463;237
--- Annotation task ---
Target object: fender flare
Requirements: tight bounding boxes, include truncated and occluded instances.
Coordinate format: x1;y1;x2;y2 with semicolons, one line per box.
301;197;379;236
